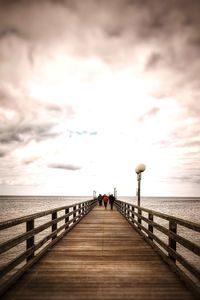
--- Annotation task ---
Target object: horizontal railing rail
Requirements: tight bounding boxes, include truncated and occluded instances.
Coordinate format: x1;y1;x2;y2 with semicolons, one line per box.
114;200;200;298
0;199;97;296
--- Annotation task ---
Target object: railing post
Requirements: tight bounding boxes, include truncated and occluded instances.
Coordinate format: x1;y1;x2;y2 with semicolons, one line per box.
26;219;34;261
148;213;153;240
78;204;81;218
169;220;177;262
73;205;76;223
65;208;69;229
132;206;135;223
52;212;57;240
128;204;130;220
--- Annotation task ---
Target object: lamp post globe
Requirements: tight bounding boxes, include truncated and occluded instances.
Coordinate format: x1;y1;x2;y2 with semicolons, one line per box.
136;164;146;173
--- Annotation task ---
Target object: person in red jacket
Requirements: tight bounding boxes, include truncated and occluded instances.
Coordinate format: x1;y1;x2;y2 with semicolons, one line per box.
103;194;109;210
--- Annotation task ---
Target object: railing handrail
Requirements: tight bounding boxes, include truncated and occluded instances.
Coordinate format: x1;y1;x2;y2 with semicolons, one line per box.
114;199;200;298
0;199;94;230
117;200;200;232
0;199;98;296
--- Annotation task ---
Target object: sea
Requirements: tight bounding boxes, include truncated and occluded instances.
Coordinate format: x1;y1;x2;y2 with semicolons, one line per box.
0;195;200;222
0;196;199;271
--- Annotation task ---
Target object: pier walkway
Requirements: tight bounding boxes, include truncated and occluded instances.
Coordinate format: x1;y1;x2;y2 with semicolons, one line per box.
1;205;195;300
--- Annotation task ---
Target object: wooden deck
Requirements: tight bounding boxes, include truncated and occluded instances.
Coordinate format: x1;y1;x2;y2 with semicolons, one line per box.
2;206;195;300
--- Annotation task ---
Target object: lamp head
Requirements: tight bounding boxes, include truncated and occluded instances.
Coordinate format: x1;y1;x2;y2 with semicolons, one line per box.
135;163;146;174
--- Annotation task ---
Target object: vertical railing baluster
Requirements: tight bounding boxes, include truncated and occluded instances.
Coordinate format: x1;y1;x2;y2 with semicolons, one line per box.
52;212;57;240
78;204;81;218
73;205;76;223
128;204;130;220
169;220;177;262
65;208;69;229
26;219;34;262
148;213;153;240
81;203;83;216
132;206;135;223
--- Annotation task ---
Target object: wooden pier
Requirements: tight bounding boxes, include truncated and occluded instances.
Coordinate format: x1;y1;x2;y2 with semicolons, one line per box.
1;204;199;300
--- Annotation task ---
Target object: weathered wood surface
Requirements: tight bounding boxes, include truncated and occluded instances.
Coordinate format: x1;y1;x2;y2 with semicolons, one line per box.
2;206;195;300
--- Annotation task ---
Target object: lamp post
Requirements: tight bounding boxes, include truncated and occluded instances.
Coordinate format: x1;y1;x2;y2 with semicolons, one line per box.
93;190;96;200
135;164;146;207
114;187;117;199
135;164;145;228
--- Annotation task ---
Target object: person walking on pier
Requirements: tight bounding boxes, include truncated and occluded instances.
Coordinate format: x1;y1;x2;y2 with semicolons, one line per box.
103;194;109;209
97;194;103;206
109;194;115;210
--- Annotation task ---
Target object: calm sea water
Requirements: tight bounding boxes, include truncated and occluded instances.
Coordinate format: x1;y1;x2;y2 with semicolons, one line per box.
0;196;199;270
0;195;199;222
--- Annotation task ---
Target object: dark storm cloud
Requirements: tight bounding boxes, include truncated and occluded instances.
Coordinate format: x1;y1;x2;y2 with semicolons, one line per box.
48;163;81;171
0;27;26;39
1;0;200;67
0;131;22;144
0;122;60;146
0;0;199;119
0;83;74;147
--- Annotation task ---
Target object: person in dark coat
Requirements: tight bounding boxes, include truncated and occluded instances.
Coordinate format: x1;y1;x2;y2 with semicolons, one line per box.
97;194;103;206
109;194;115;210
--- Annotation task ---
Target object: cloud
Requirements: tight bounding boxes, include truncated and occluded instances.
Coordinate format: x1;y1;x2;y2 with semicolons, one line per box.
0;150;7;157
48;163;81;171
0;27;27;40
178;140;200;148
0;121;59;145
0;0;200;196
0;82;75;148
138;107;160;122
145;52;163;70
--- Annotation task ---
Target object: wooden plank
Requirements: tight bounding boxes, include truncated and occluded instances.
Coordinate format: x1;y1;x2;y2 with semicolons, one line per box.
1;206;196;300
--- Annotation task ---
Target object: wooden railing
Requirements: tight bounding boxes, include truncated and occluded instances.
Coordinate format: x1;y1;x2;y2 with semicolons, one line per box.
0;199;97;296
114;200;200;297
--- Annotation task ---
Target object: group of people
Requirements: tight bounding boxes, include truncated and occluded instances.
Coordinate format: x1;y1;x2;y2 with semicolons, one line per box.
97;193;115;210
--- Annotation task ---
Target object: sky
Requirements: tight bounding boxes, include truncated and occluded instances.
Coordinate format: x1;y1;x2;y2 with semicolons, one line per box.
0;0;200;197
